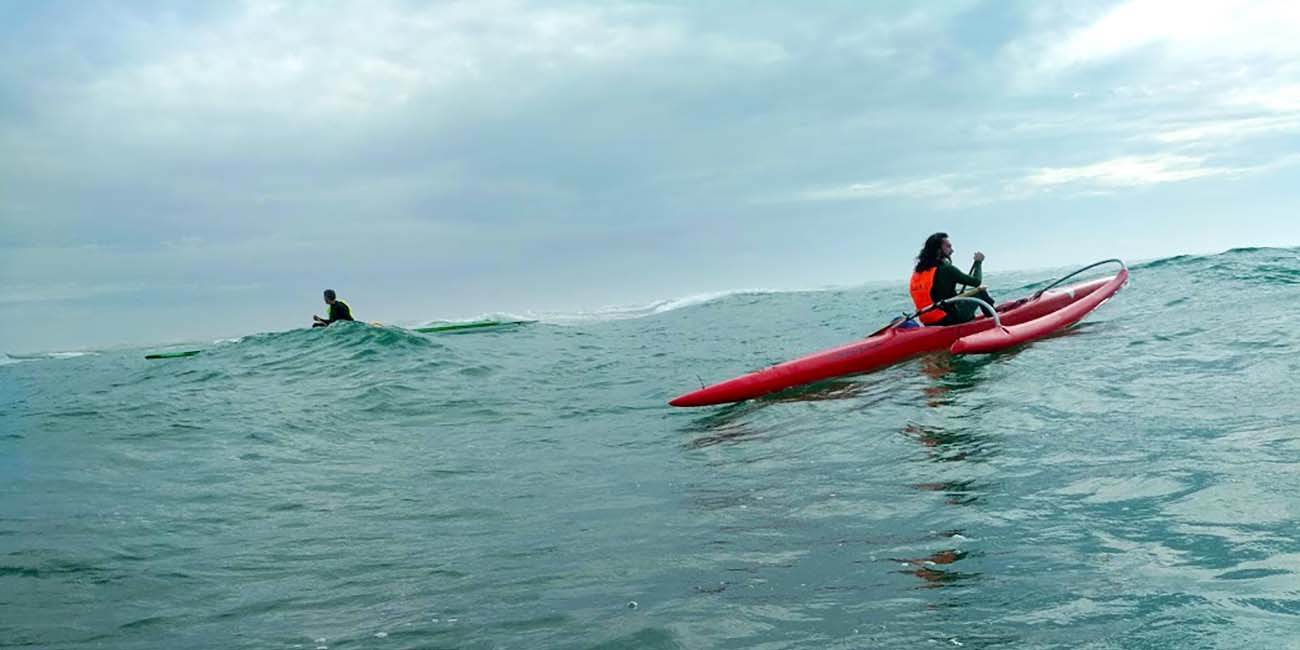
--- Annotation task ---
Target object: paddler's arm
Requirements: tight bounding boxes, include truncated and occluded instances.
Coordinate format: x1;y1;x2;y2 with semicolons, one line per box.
941;258;982;287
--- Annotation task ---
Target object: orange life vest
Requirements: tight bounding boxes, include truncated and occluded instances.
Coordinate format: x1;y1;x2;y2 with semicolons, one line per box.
909;267;946;325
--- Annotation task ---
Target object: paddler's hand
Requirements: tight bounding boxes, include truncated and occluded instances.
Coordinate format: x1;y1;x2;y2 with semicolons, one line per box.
973;252;985;263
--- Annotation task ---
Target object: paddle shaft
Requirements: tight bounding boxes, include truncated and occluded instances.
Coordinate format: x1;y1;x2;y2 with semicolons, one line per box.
868;284;988;337
958;261;977;291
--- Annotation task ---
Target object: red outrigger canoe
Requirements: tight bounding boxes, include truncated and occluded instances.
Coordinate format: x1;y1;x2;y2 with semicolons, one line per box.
670;260;1128;407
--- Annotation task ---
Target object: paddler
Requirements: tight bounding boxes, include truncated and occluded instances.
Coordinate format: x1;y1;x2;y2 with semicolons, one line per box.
909;232;995;326
312;289;355;328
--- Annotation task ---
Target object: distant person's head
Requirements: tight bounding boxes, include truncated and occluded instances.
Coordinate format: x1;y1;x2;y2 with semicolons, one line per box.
915;233;952;272
323;289;337;304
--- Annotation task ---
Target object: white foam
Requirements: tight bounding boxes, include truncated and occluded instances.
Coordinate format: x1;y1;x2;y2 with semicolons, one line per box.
49;351;94;358
412;311;536;328
4;351;97;362
537;289;789;324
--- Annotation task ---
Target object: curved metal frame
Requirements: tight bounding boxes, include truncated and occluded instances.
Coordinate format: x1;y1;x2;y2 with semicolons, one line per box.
942;297;1001;329
1032;258;1127;299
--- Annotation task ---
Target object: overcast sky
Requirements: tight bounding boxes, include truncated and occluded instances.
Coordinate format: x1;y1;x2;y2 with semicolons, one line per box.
3;0;1299;352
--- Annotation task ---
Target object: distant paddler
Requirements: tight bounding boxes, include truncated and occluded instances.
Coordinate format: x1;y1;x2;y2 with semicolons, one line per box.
312;289;355;328
908;232;996;326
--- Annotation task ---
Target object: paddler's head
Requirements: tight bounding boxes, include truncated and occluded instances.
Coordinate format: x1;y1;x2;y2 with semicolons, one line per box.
915;232;951;271
323;289;337;305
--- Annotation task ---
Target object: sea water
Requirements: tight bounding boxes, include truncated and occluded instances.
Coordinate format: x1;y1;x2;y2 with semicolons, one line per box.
3;247;1299;649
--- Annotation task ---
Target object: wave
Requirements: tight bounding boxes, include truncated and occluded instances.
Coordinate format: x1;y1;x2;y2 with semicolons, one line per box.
4;350;98;364
131;322;460;385
238;321;441;350
1222;245;1298;256
1134;245;1298;271
536;289;787;324
411;312;537;328
555;247;1297;324
1113;247;1299;296
11;247;1293;361
1132;254;1200;271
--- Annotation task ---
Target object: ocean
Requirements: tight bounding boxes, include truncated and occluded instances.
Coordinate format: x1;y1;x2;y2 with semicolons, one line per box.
3;247;1299;649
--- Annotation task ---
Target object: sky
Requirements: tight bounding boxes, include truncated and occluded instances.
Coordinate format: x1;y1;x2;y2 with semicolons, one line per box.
2;0;1299;352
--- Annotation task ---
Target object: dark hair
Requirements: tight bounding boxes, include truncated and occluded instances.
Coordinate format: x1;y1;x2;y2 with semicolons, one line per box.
323;289;337;300
914;232;949;272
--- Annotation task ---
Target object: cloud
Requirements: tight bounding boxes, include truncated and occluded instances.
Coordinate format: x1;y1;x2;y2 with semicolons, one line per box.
776;150;1291;208
1223;84;1300;114
0;0;809;250
1024;154;1241;189
776;174;990;208
983;1;1300;203
0;283;146;305
0;280;267;305
1152;115;1300;144
60;1;789;129
1035;0;1300;71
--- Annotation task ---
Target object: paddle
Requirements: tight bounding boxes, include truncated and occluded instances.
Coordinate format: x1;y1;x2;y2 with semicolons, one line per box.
957;261;978;292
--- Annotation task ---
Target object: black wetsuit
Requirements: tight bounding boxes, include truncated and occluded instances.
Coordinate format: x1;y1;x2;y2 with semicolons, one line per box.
929;261;995;326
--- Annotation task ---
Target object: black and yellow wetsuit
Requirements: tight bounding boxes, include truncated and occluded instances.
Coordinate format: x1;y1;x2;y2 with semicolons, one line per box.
315;300;354;327
328;300;353;323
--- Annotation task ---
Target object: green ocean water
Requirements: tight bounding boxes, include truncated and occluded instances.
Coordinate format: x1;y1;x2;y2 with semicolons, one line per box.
3;247;1299;649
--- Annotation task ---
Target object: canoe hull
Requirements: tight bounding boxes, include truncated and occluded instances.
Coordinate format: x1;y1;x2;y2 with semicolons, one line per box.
669;273;1125;407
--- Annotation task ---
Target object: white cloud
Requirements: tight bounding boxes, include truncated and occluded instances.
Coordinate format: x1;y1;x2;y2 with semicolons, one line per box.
1223;84;1300;113
795;175;968;202
779;150;1284;209
0;282;145;305
0;280;273;305
1152;115;1300;144
994;1;1300;184
772;173;1001;209
1038;0;1300;70
1025;154;1239;188
775;156;1234;208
